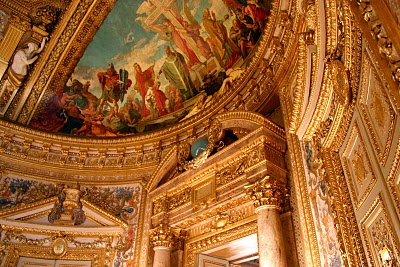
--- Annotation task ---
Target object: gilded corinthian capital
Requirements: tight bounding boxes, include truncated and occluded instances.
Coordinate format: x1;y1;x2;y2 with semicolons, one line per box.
150;223;175;248
245;176;287;209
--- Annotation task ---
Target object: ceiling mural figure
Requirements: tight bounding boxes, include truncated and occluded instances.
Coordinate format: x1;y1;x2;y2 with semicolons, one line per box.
30;0;271;136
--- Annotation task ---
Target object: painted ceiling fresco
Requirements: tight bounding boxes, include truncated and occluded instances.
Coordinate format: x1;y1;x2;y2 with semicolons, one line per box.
30;0;271;136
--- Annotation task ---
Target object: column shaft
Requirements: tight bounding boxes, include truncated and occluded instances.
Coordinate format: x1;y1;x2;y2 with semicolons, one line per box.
256;205;287;267
153;246;172;267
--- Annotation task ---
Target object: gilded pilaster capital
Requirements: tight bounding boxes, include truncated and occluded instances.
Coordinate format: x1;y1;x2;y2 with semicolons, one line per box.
245;176;287;209
150;223;175;248
7;16;30;31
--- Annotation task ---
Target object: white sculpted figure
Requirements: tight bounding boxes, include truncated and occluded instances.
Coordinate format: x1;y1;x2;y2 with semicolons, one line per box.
9;37;48;87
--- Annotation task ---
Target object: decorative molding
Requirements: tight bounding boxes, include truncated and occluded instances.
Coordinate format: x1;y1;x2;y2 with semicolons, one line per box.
358;51;396;166
341;122;377;210
184;221;257;267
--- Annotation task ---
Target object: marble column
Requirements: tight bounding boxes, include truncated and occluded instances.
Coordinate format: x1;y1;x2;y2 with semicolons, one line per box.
245;176;288;267
150;223;175;267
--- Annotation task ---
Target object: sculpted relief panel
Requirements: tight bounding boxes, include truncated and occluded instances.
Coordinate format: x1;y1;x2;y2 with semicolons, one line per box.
358;51;396;166
341;122;377;210
29;0;272;136
360;194;400;266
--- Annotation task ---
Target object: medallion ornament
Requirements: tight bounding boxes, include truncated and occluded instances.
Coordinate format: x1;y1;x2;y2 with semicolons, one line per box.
51;238;67;257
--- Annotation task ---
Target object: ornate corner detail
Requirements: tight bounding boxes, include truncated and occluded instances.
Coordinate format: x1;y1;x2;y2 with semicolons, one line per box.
245;176;288;209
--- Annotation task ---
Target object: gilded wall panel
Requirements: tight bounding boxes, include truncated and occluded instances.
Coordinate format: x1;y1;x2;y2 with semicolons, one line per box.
360;193;400;266
341;122;377;210
358;50;396;166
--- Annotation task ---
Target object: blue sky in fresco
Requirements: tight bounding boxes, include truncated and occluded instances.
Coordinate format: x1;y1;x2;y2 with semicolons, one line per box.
73;0;236;99
78;0;156;68
77;0;224;69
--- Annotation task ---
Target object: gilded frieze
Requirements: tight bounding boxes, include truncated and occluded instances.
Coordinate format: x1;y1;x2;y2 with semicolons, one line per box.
175;195;249;229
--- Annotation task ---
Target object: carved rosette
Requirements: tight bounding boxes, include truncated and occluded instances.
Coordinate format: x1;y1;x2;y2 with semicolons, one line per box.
245;176;287;210
150;224;175;248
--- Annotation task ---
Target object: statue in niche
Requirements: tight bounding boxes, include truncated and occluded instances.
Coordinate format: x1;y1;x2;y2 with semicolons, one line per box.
8;37;48;88
0;37;48;114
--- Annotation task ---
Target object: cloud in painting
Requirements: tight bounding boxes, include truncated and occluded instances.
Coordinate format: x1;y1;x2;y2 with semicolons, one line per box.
112;34;164;74
124;31;135;44
71;65;105;98
133;37;147;49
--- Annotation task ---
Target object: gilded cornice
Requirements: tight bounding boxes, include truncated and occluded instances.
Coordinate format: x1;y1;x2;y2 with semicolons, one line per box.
0;158;152;184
